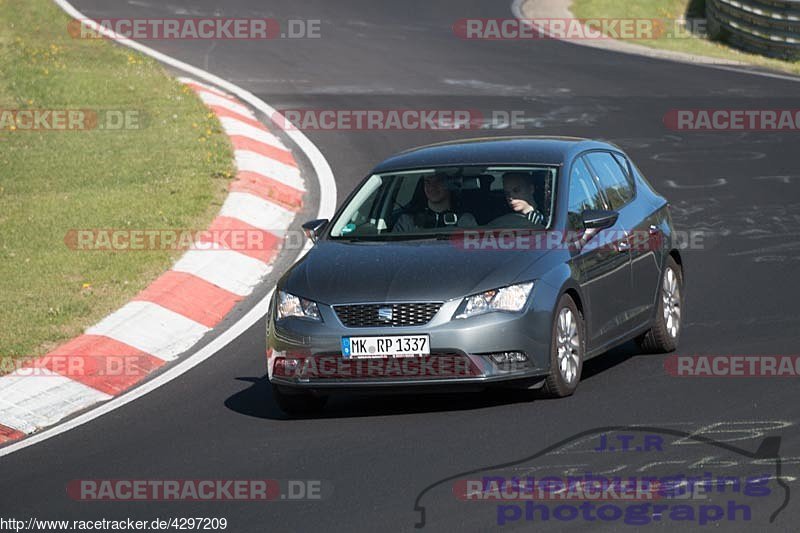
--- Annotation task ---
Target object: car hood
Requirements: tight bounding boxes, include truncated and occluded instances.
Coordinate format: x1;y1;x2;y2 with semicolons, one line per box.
281;239;552;304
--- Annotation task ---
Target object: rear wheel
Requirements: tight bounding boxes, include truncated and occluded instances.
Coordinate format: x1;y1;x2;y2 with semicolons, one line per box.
541;295;584;398
637;257;683;353
271;385;327;416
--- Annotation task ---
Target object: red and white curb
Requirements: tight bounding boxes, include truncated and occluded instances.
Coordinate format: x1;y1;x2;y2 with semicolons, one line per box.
0;78;304;444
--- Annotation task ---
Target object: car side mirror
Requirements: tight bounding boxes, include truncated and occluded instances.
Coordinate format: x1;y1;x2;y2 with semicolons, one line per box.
581;209;618;230
302;219;328;243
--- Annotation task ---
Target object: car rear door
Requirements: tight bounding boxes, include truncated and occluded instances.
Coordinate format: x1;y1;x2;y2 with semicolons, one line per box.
584;150;660;332
566;156;633;349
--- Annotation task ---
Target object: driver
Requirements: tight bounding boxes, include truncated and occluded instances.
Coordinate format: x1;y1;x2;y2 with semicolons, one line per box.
394;173;476;231
503;171;545;225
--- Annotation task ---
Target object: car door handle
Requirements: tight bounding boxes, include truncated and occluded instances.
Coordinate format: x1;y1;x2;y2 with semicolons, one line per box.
616;239;631;252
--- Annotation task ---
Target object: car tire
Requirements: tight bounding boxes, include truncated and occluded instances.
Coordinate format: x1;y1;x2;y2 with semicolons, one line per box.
637;256;683;354
271;385;327;416
541;294;584;398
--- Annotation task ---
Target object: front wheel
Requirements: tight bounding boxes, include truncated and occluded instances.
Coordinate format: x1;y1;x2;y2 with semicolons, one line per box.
541;294;584;398
271;385;327;416
637;257;683;353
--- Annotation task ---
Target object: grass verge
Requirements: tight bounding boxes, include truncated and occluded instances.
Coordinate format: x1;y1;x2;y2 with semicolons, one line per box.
0;0;234;359
571;0;800;76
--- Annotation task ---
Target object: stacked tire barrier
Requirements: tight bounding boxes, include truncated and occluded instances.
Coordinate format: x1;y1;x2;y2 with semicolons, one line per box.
706;0;800;59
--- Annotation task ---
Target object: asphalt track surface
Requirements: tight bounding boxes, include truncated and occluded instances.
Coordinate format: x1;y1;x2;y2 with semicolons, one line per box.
2;1;800;531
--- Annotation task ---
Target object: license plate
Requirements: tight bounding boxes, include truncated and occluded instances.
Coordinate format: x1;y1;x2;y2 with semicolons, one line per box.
341;335;430;359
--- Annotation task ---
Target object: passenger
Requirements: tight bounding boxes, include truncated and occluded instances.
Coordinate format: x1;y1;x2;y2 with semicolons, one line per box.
394;173;477;231
503;171;545;225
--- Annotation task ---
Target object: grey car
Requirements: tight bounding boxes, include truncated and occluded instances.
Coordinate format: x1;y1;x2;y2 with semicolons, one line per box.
267;137;683;414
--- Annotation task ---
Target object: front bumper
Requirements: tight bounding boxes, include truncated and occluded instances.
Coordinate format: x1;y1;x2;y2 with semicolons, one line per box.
269;352;548;390
267;292;553;391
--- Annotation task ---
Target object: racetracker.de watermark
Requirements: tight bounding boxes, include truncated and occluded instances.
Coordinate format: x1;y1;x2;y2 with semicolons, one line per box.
63;228;307;252
467;471;772;527
453;18;707;40
68;18;321;40
451;229;705;252
0;355;156;378
454;477;663;502
665;355;800;377
0;109;143;131
271;354;480;380
271;109;531;131
66;479;329;501
664;109;800;131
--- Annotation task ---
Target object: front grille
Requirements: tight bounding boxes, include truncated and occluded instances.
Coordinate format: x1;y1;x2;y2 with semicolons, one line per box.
333;302;442;328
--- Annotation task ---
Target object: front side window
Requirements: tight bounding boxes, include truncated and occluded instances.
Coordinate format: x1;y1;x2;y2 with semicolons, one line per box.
584;151;635;210
567;158;605;230
328;165;558;239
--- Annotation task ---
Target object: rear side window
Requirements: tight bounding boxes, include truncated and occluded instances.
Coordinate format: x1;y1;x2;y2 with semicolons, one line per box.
611;153;631;178
567;158;605;229
584;151;635;210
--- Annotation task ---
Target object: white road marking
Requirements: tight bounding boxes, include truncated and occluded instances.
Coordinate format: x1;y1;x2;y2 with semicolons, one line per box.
0;369;112;434
173;247;273;297
87;301;210;361
235;150;305;191
196;90;255;118
219;192;297;231
219;117;286;149
664;178;728;189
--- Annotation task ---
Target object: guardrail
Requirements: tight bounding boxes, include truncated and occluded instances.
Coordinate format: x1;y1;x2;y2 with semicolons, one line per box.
706;0;800;59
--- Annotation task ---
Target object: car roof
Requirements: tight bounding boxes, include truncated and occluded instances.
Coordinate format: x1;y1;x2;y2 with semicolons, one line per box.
371;136;621;173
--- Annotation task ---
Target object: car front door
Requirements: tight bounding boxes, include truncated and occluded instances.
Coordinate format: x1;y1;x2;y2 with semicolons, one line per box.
566;156;633;349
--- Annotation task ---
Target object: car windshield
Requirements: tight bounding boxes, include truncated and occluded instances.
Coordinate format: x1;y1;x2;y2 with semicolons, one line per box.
329;165;557;239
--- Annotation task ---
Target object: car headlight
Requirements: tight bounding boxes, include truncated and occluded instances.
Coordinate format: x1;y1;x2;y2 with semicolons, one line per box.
454;282;534;319
276;290;321;321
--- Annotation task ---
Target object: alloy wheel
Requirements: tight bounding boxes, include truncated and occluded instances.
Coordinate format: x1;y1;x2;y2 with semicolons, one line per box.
662;267;681;339
557;307;580;384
